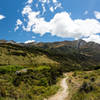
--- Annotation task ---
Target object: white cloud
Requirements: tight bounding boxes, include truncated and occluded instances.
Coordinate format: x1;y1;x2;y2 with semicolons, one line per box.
54;2;62;10
74;19;100;37
16;19;23;25
15;0;62;31
50;7;54;12
94;11;100;19
49;13;100;38
16;0;100;44
52;0;57;3
39;0;50;4
0;14;5;20
21;8;100;39
14;26;19;32
38;0;61;12
42;4;46;14
22;11;41;32
22;5;32;15
24;40;35;43
83;35;100;44
14;19;23;31
27;0;33;4
36;4;39;8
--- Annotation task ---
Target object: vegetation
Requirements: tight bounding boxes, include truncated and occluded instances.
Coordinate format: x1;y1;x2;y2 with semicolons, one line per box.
67;69;100;100
0;41;100;100
0;65;61;100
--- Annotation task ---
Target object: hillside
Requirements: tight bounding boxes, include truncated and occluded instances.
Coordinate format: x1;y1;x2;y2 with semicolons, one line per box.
0;42;58;66
0;40;100;100
0;40;100;70
67;69;100;100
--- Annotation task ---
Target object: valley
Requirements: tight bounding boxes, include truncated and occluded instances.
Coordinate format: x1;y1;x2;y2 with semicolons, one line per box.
0;40;100;100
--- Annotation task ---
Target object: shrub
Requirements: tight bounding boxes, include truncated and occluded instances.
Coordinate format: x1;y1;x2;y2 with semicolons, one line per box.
80;81;94;93
90;77;95;82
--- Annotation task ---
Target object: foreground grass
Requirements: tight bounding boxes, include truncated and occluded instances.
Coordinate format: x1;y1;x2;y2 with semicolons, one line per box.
0;65;61;100
0;85;59;100
67;69;100;100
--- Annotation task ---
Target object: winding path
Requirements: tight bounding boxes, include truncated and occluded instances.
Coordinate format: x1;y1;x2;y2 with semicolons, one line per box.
45;74;68;100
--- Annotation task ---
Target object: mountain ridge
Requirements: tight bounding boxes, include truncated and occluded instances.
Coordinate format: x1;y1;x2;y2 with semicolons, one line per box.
0;39;100;71
0;39;100;100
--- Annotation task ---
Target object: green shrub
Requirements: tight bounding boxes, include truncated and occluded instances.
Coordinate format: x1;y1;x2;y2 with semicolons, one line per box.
0;65;25;74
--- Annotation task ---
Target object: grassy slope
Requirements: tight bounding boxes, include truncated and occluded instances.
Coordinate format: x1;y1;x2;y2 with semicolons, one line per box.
0;43;100;100
0;43;58;66
0;43;100;71
67;69;100;100
0;65;61;100
0;43;61;100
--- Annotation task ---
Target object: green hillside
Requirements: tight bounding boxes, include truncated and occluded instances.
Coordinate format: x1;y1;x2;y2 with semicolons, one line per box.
0;43;58;66
0;40;100;100
67;69;100;100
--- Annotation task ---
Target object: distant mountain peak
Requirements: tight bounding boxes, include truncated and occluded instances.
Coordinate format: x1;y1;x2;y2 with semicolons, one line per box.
74;39;87;49
0;40;7;43
7;40;16;44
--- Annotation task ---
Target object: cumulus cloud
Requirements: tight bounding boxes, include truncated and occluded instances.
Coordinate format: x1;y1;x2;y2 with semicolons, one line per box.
14;19;23;31
52;0;57;3
83;35;100;44
39;0;50;4
42;4;46;14
0;14;5;20
27;0;33;4
54;2;62;10
21;6;100;39
50;13;100;38
16;0;100;44
17;19;23;25
50;7;54;12
15;0;62;31
22;5;32;15
34;0;61;13
24;40;35;43
94;11;100;19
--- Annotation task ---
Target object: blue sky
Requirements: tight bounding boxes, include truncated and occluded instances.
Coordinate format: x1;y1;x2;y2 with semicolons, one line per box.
0;0;100;43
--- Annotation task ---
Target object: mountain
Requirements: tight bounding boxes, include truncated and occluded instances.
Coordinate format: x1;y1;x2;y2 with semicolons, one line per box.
0;39;100;71
0;40;7;43
31;39;100;67
0;42;57;66
0;39;100;100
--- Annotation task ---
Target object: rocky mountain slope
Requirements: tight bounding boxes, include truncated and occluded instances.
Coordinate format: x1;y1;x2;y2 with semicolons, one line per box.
0;39;100;70
0;39;100;100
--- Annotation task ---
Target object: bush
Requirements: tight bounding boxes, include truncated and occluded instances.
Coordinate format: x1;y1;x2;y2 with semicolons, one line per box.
80;81;94;93
0;65;25;74
90;77;95;82
0;87;6;97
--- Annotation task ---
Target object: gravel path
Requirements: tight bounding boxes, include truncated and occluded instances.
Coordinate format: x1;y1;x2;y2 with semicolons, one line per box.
45;74;68;100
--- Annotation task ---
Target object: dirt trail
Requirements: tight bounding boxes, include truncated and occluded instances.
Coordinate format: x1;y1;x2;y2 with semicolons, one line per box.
45;74;68;100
